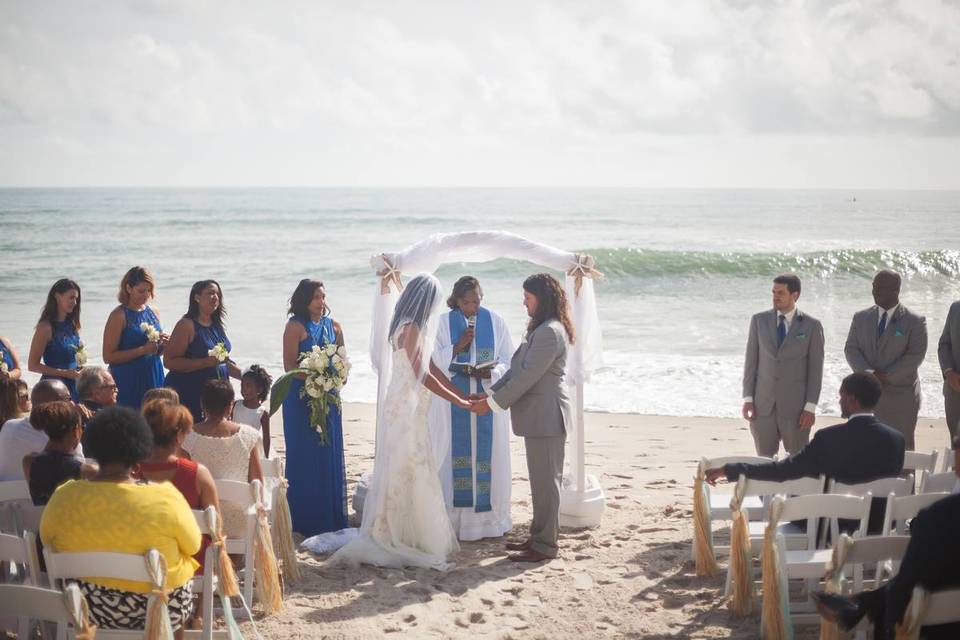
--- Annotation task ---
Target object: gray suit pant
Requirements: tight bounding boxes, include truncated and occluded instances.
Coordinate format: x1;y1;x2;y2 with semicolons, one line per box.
524;435;565;557
945;387;960;442
750;409;809;457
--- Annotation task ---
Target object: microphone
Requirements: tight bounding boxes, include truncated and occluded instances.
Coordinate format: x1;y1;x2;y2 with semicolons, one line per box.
467;315;477;330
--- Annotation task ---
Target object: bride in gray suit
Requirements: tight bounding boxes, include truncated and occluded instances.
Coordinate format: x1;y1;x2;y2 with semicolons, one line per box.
473;273;574;562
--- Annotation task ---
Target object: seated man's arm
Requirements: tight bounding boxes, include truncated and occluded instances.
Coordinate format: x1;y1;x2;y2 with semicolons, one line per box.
722;437;823;482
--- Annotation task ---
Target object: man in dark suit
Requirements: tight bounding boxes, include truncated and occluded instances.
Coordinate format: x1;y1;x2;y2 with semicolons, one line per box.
706;372;905;487
813;490;960;640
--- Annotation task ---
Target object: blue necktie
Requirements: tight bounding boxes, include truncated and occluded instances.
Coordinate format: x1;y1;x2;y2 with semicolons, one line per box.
878;311;888;337
777;315;786;346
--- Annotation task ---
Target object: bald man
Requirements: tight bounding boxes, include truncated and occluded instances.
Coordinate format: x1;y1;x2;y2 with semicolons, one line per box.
844;271;928;450
0;379;83;480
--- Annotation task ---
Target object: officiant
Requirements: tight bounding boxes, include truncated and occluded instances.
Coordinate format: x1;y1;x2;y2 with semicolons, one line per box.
428;276;515;541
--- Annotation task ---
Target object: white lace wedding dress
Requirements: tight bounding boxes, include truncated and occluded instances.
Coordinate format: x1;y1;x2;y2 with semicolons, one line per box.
330;348;460;570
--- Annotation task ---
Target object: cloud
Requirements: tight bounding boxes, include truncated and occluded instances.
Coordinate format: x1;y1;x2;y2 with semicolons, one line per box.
0;0;958;186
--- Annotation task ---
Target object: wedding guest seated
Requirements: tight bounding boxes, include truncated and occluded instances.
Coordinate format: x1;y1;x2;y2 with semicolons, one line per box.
813;493;960;639
40;406;201;637
138;398;219;569
182;380;262;537
22;401;97;505
0;378;22;427
706;372;904;532
0;379;82;481
77;366;118;425
143;386;181;405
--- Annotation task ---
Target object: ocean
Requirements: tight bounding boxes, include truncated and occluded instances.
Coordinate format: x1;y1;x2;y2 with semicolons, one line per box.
1;187;958;418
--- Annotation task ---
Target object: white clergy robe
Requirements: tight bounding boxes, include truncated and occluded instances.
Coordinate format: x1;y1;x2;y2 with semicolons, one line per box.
428;307;515;541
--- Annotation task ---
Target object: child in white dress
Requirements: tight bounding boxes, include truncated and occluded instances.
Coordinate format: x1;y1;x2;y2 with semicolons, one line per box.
184;379;263;537
232;365;272;457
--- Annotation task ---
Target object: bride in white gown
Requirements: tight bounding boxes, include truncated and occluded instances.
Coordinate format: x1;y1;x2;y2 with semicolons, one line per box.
331;273;473;570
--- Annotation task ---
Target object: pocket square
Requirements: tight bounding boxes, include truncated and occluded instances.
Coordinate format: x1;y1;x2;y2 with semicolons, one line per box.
796;332;807;339
895;328;905;337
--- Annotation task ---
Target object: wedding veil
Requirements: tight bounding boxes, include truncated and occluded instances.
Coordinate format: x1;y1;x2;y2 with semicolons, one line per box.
387;273;444;382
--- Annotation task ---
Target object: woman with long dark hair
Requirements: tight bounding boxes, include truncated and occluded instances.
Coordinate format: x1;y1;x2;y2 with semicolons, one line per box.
102;267;168;408
163;280;240;421
28;278;84;401
472;272;574;563
281;279;348;535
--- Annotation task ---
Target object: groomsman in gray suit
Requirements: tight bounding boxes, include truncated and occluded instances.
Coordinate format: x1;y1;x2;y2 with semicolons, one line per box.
844;270;928;450
742;274;825;456
938;299;960;440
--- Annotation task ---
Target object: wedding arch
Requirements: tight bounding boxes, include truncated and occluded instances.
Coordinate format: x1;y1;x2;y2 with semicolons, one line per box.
367;230;606;527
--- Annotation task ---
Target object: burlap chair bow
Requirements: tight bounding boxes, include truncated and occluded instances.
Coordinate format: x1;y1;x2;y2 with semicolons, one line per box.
253;481;283;615
271;473;301;583
63;582;97;640
144;549;174;640
759;496;792;640
728;476;756;616
819;534;854;640
692;459;720;577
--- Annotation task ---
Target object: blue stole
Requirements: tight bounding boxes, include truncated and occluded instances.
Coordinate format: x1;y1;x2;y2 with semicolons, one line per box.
449;307;494;512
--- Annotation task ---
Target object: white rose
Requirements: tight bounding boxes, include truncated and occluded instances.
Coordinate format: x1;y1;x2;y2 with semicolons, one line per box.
323;379;334;391
318;353;330;368
312;345;323;354
333;361;344;372
336;345;346;357
332;354;342;365
305;384;321;398
325;343;337;356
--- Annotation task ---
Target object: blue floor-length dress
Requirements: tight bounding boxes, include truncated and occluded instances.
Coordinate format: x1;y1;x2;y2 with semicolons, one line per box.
165;319;230;422
110;306;166;409
282;315;348;536
41;320;81;401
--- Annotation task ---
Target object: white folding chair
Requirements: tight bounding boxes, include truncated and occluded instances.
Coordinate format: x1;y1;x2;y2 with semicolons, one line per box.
770;493;873;627
919;470;958;494
901;587;960;637
722;475;825;597
694;456;773;558
0;480;31;534
214;479;259;613
881;492;950;536
902;450;939;476
44;547;174;640
829;475;914;499
190;506;227;640
937;447;954;473
0;530;40;585
0;582;87;640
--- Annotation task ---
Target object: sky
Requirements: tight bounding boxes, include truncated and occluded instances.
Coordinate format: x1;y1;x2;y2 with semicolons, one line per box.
1;0;959;189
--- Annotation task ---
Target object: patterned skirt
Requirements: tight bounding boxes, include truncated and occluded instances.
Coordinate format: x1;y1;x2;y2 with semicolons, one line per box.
77;580;194;630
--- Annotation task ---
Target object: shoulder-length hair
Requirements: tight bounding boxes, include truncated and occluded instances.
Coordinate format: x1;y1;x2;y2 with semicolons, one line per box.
118;266;156;305
287;279;325;319
446;276;482;310
523;273;575;343
38;278;82;331
184;280;226;326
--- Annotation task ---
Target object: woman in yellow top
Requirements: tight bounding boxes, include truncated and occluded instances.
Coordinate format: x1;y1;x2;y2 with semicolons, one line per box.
41;405;202;634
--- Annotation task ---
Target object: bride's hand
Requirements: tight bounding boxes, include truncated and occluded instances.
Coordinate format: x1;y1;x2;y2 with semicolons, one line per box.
454;397;472;410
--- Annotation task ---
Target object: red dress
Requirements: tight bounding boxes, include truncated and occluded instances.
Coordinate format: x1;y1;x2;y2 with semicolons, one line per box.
138;457;210;571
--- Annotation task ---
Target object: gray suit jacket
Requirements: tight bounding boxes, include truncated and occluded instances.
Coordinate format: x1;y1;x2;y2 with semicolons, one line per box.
845;305;927;432
938;301;960;381
742;309;825;418
491;319;571;438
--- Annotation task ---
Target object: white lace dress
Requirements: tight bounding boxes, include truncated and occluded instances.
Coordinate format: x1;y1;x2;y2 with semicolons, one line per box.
331;349;459;570
183;425;262;537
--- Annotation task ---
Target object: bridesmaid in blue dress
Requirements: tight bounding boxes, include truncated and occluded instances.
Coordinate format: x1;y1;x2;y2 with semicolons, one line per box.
0;334;22;381
163;280;241;421
282;279;348;536
102;267;168;408
28;279;83;401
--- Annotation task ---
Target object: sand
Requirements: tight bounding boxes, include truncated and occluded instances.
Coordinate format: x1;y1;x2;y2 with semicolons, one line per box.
247;404;950;639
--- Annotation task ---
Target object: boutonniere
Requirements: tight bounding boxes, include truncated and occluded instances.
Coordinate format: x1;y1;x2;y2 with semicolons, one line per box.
796;332;807;339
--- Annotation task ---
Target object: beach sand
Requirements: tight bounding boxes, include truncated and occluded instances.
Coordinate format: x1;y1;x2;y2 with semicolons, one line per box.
250;404;950;639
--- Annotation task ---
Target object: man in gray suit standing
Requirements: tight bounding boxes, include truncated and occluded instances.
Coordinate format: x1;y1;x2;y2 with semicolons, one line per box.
472;273;573;563
845;270;928;450
938;299;960;441
742;273;825;456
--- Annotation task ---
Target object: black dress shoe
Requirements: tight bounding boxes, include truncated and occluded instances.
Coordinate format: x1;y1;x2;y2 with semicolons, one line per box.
812;591;865;631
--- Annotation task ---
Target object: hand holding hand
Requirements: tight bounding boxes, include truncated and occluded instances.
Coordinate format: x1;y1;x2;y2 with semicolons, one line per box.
468;392;488;401
470;399;491;415
798;410;815;430
455;397;472;411
741;401;755;421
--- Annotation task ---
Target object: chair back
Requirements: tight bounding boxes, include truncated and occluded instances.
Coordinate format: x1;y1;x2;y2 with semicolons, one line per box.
881;492;950;535
0;530;40;586
914;588;960;626
919;471;958;494
0;480;30;502
938;447;955;473
778;492;872;547
829;475;913;499
12;503;44;535
836;533;911;591
902;450;939;475
0;582;87;639
44;549;159;586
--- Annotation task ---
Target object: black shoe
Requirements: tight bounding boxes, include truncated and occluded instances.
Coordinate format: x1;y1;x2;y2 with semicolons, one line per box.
812;591;865;631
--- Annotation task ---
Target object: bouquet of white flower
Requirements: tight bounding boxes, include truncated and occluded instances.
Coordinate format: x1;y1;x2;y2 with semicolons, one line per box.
269;343;350;445
140;322;161;343
0;361;8;374
73;342;88;367
208;342;230;379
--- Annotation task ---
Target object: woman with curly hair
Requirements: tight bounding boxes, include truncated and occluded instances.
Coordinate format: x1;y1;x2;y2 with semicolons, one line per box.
233;364;273;457
471;273;575;563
